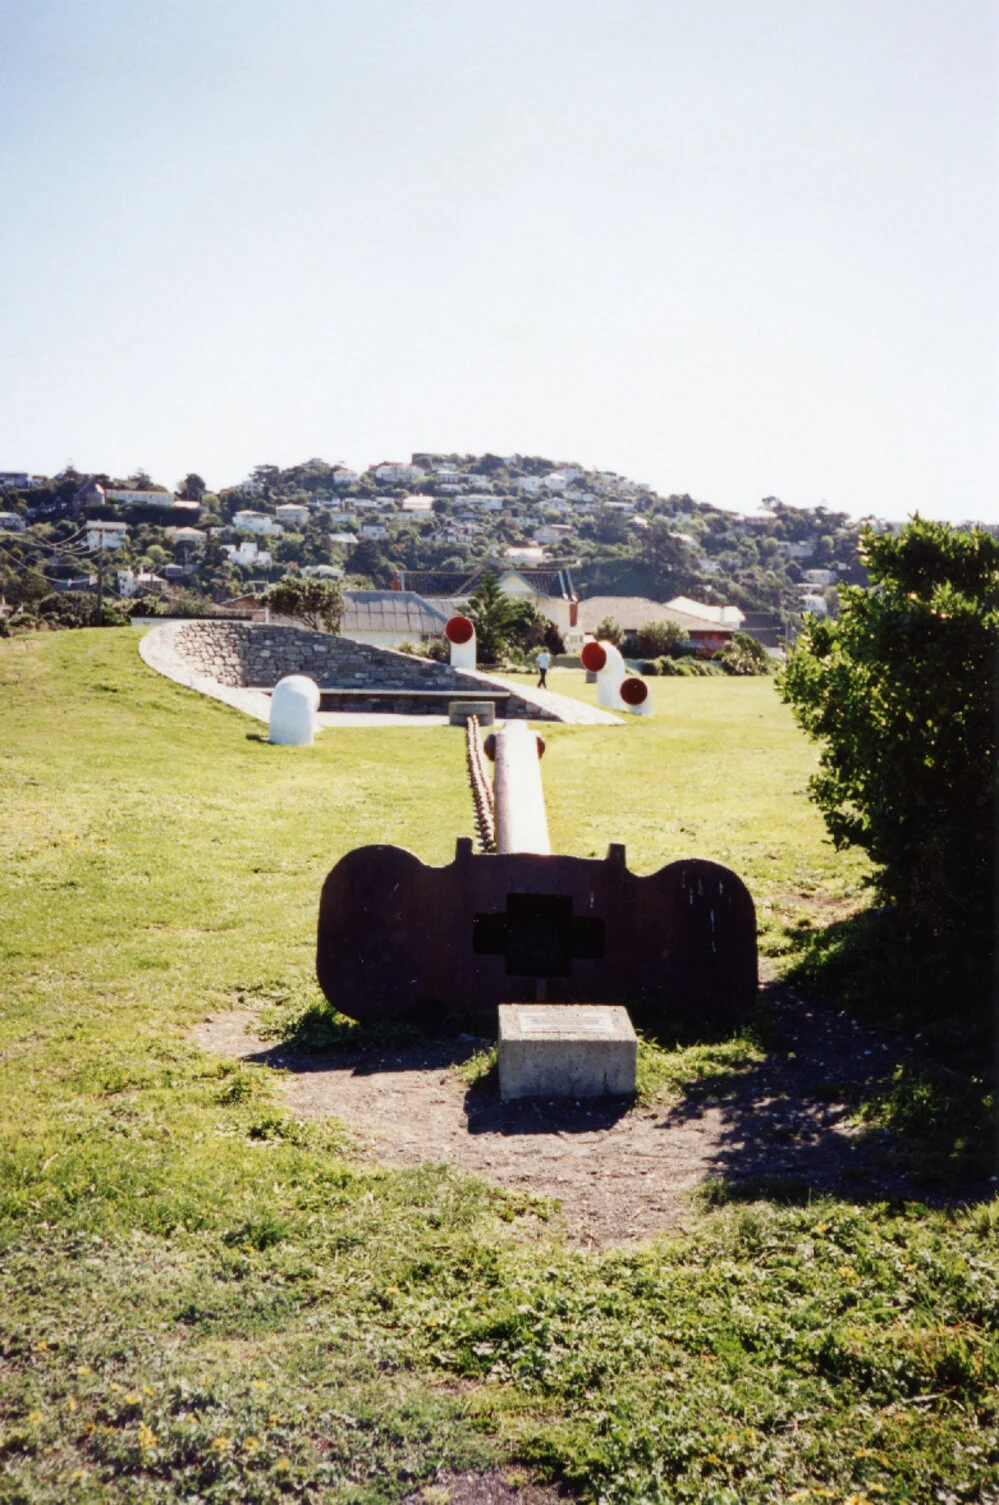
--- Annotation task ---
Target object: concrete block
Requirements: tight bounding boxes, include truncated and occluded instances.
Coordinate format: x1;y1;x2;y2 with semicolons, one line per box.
448;700;496;726
498;1004;637;1100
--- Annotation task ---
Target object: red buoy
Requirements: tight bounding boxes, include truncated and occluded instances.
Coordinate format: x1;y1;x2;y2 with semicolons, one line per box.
620;676;649;706
445;615;475;645
581;640;607;672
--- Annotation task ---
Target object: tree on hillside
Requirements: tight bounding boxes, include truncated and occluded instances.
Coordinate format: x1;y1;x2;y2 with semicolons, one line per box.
467;572;517;662
779;516;997;987
178;473;206;502
638;520;695;595
264;575;343;634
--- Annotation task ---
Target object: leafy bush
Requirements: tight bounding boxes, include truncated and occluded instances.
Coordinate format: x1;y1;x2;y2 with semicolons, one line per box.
134;590;218;619
658;657;723;677
718;632;773;676
779;517;997;988
636;618;689;657
640;659;660;676
264;574;342;633
36;593;129;628
592;615;623;645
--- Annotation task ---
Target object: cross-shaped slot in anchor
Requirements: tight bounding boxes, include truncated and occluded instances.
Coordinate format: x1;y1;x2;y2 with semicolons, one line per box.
472;892;605;977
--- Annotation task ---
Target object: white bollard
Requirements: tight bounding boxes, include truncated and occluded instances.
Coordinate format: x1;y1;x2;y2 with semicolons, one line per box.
446;615;476;670
581;639;629;710
269;674;320;746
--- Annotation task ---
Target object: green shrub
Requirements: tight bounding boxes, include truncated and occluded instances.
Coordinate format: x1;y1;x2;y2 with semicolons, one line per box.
593;615;623;646
636;618;689;657
779;516;997;994
640;659;660;676
718;632;773;676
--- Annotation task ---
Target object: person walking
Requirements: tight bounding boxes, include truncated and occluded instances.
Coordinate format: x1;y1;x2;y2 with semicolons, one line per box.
535;647;551;689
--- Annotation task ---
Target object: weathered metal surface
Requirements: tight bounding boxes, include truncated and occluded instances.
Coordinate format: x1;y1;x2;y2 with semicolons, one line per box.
316;839;757;1029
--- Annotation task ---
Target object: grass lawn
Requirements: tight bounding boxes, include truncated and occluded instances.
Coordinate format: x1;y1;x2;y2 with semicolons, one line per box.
1;629;996;1504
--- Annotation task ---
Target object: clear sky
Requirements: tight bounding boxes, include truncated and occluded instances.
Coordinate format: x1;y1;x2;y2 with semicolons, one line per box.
1;0;995;521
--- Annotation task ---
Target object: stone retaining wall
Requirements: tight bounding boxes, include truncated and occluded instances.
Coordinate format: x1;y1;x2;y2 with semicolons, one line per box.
170;621;559;720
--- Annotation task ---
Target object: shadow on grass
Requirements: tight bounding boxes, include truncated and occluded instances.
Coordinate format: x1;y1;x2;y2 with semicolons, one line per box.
669;907;997;1203
247;908;996;1194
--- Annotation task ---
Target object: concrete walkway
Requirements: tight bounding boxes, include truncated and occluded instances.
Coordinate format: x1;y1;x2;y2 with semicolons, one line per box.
138;621;621;729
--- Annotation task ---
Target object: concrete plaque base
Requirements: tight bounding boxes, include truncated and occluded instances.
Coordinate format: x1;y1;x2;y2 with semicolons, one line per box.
498;1004;637;1100
448;700;497;726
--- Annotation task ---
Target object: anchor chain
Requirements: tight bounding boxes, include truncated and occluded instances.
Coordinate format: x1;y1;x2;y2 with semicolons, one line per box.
465;715;496;853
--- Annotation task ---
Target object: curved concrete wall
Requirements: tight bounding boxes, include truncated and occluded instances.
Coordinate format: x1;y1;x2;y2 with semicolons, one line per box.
141;619;624;723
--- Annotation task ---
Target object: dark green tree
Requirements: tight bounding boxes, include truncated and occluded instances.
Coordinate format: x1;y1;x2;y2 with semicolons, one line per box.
178;473;206;502
263;575;343;634
779;517;997;970
467;572;517;662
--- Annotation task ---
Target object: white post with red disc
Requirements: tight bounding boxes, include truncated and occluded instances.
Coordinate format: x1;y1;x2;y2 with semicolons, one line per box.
446;614;476;670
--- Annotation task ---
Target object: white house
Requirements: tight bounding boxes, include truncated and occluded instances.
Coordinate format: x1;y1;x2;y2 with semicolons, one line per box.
360;522;389;540
224;540;272;567
0;511;26;531
232;510;283;536
667;596;744;628
116;567;166;597
164;527;206;546
464;494;503;511
330;531;358;549
544;472;569;492
506;546;546;565
400;494;434;514
534;524;574;545
434;466;462;484
86;520;129;550
326;509;358;525
777;539;817;561
354;496;392;511
518;476;544;495
802;593;830;616
275;502;309;527
301;564;344;580
106;490;175;508
802;568;838;586
0;472;32;489
372;461;425;484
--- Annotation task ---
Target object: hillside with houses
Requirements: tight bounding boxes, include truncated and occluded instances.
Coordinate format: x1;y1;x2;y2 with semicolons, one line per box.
0;454;985;645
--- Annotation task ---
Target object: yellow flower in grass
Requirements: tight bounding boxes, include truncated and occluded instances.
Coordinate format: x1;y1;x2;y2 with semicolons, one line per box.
28;1411;43;1425
124;1392;141;1406
137;1422;158;1450
243;1436;260;1451
209;1435;231;1452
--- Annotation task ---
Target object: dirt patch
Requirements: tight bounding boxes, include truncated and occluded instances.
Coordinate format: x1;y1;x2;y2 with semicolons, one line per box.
191;989;926;1249
399;1472;568;1505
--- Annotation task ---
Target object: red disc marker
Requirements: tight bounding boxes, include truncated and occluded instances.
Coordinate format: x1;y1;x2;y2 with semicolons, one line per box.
581;640;607;672
445;615;475;644
620;676;649;706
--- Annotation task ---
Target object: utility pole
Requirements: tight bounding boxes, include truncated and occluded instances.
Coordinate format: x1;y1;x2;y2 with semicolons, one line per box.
95;542;104;626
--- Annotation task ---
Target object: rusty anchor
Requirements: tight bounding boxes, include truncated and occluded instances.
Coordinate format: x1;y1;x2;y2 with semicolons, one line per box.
316;719;757;1029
